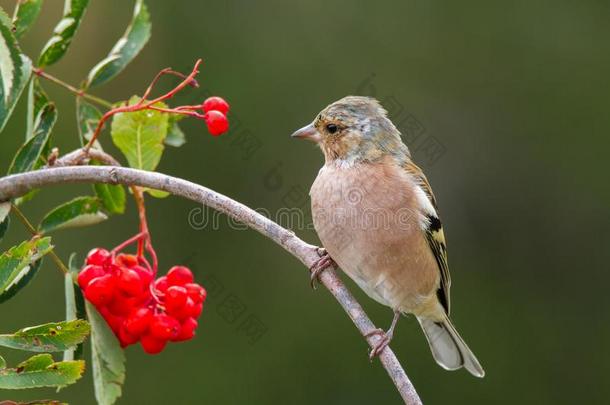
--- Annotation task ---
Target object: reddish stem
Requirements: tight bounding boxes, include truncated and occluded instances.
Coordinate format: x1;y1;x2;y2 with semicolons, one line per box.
84;59;203;152
111;231;148;254
132;187;149;255
147;105;205;119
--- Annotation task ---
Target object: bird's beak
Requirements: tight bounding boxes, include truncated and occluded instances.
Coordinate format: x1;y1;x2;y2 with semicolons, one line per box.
291;123;321;143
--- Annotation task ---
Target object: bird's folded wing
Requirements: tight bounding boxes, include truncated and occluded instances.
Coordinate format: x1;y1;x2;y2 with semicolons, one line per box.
403;161;451;315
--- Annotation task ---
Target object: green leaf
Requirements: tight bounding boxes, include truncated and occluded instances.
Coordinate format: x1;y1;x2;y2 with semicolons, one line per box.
37;0;90;67
12;0;44;39
111;96;169;171
26;78;50;140
13;190;39;207
90;161;126;214
0;201;10;222
39;196;108;234
0;353;84;389
0;237;52;296
63;256;85;362
93;183;126;214
0;258;41;304
86;0;151;88
0;201;9;242
75;97;103;148
8;103;57;174
0;215;8;242
86;302;125;405
0;354;5;369
144;188;169;198
0;320;90;352
0;8;32;133
164;122;186;147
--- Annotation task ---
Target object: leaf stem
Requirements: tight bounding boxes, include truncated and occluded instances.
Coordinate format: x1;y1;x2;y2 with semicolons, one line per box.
33;68;113;109
10;204;69;274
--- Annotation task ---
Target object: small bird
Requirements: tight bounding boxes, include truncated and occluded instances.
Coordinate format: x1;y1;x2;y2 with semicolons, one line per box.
292;96;484;377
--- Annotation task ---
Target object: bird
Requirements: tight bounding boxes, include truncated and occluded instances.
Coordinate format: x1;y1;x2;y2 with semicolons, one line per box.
291;96;484;377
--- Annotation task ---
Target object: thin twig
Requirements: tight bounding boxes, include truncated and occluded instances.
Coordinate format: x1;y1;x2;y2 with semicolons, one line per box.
10;204;69;274
0;165;423;405
33;68;113;109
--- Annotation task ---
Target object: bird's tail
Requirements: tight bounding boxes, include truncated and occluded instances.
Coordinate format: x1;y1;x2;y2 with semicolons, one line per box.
417;315;485;378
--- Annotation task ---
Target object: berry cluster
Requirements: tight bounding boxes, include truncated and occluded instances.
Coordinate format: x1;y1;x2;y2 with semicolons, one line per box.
202;96;230;136
78;247;206;354
84;59;230;150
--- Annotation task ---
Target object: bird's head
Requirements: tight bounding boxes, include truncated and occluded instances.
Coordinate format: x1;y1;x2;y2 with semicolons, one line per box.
291;96;408;165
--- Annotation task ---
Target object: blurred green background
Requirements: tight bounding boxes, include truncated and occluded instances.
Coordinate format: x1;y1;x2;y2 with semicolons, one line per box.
1;0;608;404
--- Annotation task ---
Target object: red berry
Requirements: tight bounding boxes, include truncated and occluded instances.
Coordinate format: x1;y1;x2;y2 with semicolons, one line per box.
77;265;106;289
204;111;229;136
190;302;203;319
132;265;153;287
86;248;111;266
169;297;195;320
140;333;167;354
119;326;139;348
99;308;124;335
172;317;198;342
167;266;194;286
149;314;180;340
116;267;143;296
116;253;138;267
85;274;115;306
124;307;153;336
202;96;230;115
107;295;138;317
184;283;206;304
165;286;188;310
154;276;169;293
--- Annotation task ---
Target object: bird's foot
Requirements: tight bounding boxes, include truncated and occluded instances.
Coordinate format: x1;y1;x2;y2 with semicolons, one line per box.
365;328;394;361
365;310;401;361
309;248;336;289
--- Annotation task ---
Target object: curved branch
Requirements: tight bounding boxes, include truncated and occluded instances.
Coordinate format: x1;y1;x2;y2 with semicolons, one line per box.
0;165;422;405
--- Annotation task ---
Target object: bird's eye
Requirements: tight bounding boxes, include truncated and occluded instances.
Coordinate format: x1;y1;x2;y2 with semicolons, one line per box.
326;123;338;134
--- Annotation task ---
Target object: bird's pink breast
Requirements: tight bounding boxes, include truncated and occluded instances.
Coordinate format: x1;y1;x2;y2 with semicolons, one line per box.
309;158;440;314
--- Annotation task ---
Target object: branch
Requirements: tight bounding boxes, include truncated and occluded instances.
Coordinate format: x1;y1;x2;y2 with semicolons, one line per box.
0;164;423;405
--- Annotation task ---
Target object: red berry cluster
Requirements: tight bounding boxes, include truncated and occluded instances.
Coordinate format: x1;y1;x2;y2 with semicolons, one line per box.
202;96;230;136
78;248;206;354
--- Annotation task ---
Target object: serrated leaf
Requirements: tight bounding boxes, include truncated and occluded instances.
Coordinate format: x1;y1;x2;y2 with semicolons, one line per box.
0;201;10;222
0;215;8;242
18;353;54;370
0;259;41;303
164;122;186;147
75;97;103;148
0;320;90;352
63;257;85;362
111;96;169;171
12;0;44;39
86;0;150;88
0;353;84;389
0;202;9;242
0;8;32;133
38;197;107;234
8;102;57;174
38;0;90;67
26;78;50;140
0;237;52;296
86;301;125;405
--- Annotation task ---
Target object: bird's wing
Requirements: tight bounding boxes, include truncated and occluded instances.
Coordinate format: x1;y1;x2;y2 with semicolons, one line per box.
403;161;451;314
